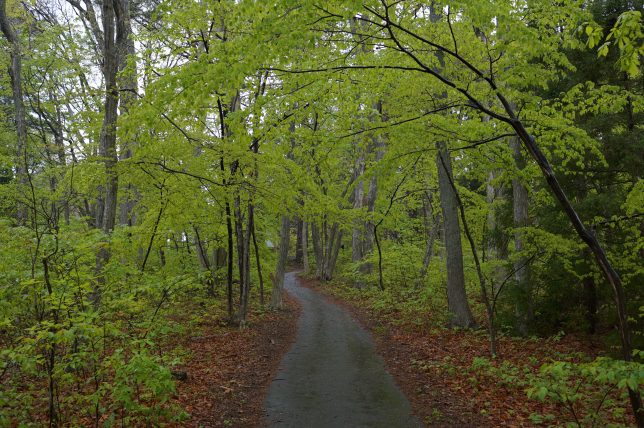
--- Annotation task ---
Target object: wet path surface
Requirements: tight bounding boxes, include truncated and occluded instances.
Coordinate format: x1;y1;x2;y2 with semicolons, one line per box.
264;272;420;428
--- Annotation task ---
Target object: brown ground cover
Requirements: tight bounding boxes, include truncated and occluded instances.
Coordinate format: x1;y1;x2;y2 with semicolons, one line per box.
168;294;300;428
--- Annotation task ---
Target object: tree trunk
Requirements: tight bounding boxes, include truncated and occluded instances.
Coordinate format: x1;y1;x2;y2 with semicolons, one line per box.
0;0;28;224
321;222;342;281
351;155;365;264
511;136;532;335
115;0;139;227
584;274;598;335
362;99;386;263
327;229;343;281
438;152;497;356
100;0;119;234
311;222;324;278
485;169;508;292
94;0;121;305
435;142;476;328
225;201;234;319
302;221;309;273
251;223;264;306
417;192;440;286
194;226;214;296
233;195;250;323
295;218;304;263
238;202;253;323
270;215;290;309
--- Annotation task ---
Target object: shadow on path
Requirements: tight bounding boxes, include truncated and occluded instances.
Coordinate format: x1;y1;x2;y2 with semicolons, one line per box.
264;272;421;427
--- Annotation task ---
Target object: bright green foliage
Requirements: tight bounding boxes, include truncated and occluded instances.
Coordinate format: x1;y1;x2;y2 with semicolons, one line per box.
527;357;643;427
586;10;644;77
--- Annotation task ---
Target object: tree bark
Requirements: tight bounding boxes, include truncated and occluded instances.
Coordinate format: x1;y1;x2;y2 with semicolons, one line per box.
238;202;253;323
511;136;532;335
302;221;309;273
311;222;324;278
99;0;119;234
351;155;365;264
435;142;476;328
438;153;496;356
295;218;304;263
270;215;290;309
251;222;264;306
115;0;139;227
0;0;28;224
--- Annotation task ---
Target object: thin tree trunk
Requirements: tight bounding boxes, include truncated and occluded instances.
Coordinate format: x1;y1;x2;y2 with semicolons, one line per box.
194;227;210;271
302;221;309;273
251;222;264;306
351;157;365;264
270;216;290;309
238;202;253;322
295;218;304;263
362;99;386;263
225;202;234;319
436;142;476;328
140;203;164;273
193;226;214;296
417;192;440;286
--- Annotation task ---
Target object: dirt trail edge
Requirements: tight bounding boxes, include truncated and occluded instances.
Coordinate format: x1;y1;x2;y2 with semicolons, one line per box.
264;272;421;428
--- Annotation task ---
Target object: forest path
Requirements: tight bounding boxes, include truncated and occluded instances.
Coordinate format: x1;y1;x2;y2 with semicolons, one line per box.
264;272;420;428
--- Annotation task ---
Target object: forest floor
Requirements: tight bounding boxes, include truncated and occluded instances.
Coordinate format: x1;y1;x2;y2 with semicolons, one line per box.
167;293;300;428
297;275;635;428
162;273;634;428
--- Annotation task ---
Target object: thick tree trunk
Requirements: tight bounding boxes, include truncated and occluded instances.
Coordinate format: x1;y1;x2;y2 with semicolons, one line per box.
115;0;139;227
511;137;532;335
327;229;343;280
99;0;119;234
435;142;476;328
438;153;497;356
322;222;342;281
0;0;28;224
94;0;121;305
270;215;290;309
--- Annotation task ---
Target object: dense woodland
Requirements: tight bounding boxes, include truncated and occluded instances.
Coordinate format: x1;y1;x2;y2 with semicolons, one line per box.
0;0;642;426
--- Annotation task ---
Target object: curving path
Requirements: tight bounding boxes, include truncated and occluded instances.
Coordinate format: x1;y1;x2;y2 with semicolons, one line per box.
264;272;420;428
